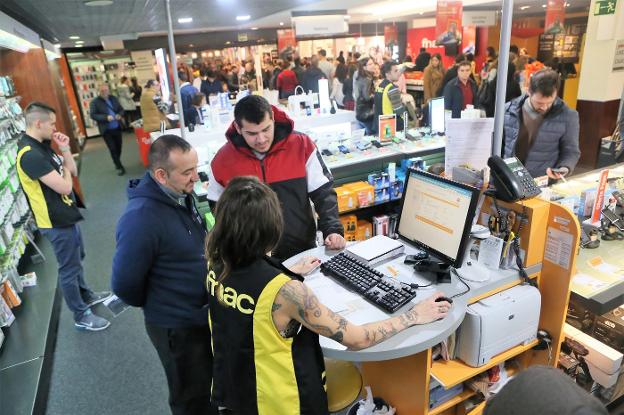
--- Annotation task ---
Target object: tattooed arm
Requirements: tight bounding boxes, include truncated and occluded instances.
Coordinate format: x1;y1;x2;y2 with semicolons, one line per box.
272;280;450;350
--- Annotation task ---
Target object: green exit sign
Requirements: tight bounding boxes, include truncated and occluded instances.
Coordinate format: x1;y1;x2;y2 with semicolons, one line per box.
594;0;617;15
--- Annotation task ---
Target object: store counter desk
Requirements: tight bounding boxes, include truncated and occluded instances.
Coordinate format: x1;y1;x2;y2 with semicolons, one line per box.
549;163;624;314
284;244;540;363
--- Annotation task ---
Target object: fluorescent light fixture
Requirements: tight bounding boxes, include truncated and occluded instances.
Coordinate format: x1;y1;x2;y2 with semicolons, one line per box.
178;17;193;23
69;35;80;40
75;44;83;48
251;27;258;30
279;22;284;26
75;40;85;44
84;0;114;6
225;41;231;45
520;5;530;10
236;15;251;21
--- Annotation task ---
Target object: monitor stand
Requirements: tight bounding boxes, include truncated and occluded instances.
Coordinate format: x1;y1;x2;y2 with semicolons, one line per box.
454;239;491;283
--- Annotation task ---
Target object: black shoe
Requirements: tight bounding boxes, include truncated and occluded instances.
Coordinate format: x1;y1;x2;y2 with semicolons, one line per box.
117;167;126;176
83;291;113;307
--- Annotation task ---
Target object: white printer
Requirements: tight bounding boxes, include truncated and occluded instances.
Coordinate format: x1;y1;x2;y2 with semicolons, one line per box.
457;284;541;367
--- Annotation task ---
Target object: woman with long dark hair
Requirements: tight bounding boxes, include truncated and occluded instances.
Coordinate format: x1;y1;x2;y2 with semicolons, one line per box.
353;57;376;133
205;176;449;415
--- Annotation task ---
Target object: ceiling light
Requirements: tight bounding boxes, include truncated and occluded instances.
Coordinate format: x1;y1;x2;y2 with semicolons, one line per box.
75;44;83;48
542;4;547;7
520;5;530;10
54;43;61;48
279;22;284;26
225;41;231;45
75;40;85;44
178;17;193;23
378;18;383;22
236;15;251;21
84;0;114;6
69;35;80;40
565;2;570;6
251;27;258;30
419;11;424;15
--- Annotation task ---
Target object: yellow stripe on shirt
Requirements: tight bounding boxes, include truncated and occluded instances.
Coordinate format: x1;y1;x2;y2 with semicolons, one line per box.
253;274;300;415
16;146;52;228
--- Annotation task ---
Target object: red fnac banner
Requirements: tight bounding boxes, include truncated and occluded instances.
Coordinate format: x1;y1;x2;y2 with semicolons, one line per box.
407;27;444;57
462;26;476;55
545;0;566;34
384;24;399;50
277;29;297;52
436;0;463;56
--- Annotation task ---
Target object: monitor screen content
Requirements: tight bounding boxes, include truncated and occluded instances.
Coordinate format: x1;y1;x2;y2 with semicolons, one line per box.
429;97;445;134
398;169;477;266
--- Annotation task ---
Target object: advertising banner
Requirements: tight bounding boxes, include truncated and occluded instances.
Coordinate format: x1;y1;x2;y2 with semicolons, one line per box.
277;29;297;52
436;0;463;56
545;0;566;34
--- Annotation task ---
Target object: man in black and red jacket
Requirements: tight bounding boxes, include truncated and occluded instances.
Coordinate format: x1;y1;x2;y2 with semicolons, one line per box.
207;95;345;260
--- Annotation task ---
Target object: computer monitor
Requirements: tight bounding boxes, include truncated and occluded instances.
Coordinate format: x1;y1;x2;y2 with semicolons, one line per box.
397;168;479;269
429;97;445;134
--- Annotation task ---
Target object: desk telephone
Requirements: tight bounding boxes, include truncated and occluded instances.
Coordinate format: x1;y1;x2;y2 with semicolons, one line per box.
488;156;541;202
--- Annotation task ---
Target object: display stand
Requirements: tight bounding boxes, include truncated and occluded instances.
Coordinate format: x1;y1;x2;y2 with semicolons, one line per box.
334;198;579;414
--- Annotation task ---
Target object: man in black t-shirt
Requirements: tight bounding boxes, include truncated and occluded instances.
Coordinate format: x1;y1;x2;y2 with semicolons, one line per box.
17;102;111;331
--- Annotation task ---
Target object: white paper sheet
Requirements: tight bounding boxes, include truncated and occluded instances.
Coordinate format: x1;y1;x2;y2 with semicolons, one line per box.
444;118;494;178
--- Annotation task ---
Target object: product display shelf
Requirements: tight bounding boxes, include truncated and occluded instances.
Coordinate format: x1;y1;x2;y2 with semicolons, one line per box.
338;199;395;215
428;389;477;415
430;340;539;390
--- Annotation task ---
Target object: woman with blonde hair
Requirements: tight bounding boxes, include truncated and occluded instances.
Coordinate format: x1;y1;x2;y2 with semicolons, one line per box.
423;53;446;103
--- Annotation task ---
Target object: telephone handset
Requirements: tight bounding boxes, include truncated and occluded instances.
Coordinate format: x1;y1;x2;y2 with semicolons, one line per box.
487;156;541;202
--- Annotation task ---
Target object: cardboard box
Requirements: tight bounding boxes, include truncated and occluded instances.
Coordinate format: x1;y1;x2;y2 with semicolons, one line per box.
374;188;390;204
566;296;597;335
336;186;357;212
340;215;358;234
356;220;373;241
20;272;37;287
344;182;375;208
390;180;404;200
593;307;624;354
373;215;389;236
565;323;623;376
1;280;21;308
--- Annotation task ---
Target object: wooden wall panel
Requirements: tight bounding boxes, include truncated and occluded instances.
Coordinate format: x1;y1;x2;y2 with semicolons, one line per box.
59;55;86;137
576;99;621;169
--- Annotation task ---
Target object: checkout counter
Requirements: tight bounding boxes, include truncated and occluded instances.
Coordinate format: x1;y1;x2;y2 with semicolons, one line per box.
286;194;579;414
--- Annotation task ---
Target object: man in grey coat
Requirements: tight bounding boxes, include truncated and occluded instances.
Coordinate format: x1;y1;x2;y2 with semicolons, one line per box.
503;68;580;180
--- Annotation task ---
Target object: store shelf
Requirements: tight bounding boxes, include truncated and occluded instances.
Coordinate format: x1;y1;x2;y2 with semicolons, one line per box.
467;401;486;415
338;199;398;215
429;389;476;415
430;340;538;389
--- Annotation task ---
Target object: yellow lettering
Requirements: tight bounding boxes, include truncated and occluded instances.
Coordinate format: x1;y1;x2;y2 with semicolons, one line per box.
61;194;73;206
223;287;237;307
236;294;255;314
206;270;218;296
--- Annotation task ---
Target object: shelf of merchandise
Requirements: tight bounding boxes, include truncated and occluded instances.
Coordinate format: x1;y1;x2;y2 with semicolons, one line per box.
338;199;397;215
429;390;477;415
430;340;539;390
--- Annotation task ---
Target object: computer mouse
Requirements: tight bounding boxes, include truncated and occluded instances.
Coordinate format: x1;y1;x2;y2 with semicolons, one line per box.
435;296;453;304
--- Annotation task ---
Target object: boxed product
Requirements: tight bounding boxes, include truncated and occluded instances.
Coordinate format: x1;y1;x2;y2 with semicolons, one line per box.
340;215;358;234
367;173;390;190
390;180;404;200
0;296;15;327
593;307;624;353
388;213;399;238
372;215;389;236
20;272;37;287
356;220;373;241
1;280;21;308
336;186;357;212
401;157;426;172
374;187;390;204
344;182;375;208
566;296;597;335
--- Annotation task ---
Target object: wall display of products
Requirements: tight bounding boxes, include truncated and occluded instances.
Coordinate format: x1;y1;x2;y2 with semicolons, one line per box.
70;58;135;134
0;94;37;345
0;76;16;98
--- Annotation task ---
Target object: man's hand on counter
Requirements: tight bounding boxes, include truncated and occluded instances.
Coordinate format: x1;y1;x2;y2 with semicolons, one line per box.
325;233;346;250
547;167;569;180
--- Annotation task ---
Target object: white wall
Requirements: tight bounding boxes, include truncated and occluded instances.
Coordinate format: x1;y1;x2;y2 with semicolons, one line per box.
578;0;624;102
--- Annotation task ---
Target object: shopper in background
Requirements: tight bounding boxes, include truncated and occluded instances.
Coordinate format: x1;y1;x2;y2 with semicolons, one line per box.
437;53;466;97
481;46;498;80
478;58;522;117
200;69;223;97
261;61;274;90
465;53;480;85
140;80;170;132
241;61;257;90
179;71;199;125
226;64;239;92
192;66;204;91
415;47;432;71
117;76;136;129
330;62;347;108
317;49;333;83
292;57;305;87
129;77;142;117
353;57;376;134
483;366;608;415
302;55;327;94
374;61;407;133
112;135;217;415
187;93;206;127
443;60;479;119
205;176;450;414
503;68;580;179
341;64;357;111
18;102;112;331
89;84;126;175
276;60;298;99
207;95;345;260
423;53;445;104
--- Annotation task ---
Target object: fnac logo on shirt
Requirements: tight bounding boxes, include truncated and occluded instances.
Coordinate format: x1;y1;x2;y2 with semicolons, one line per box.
207;270;255;314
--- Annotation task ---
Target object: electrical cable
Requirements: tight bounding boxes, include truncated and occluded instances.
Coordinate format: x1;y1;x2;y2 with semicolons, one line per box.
450;267;471;298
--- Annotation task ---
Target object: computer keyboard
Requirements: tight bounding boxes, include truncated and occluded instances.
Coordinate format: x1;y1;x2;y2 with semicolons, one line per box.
320;253;417;313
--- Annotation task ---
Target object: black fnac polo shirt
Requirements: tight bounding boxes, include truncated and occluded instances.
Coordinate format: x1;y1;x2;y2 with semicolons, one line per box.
16;134;83;229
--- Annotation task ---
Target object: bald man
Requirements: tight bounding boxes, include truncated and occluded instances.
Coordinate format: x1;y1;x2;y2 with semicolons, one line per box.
90;84;126;175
